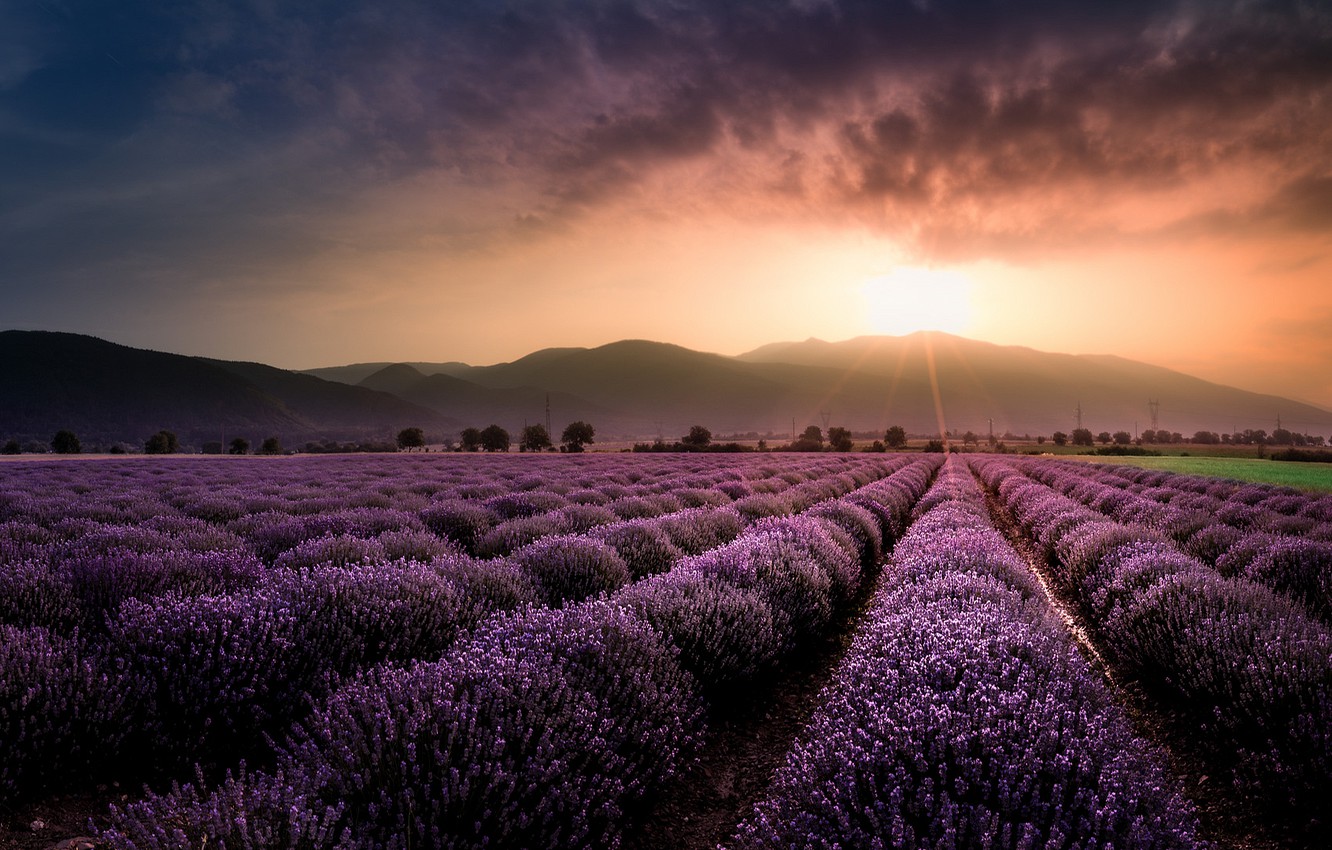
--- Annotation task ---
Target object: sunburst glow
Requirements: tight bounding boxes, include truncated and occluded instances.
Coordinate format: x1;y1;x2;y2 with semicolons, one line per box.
862;268;975;336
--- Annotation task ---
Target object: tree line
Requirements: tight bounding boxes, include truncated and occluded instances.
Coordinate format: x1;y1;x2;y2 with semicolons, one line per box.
5;420;1325;457
417;421;597;453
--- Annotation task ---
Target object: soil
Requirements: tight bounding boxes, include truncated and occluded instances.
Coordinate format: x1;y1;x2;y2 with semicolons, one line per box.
0;787;122;850
975;470;1307;850
623;570;886;850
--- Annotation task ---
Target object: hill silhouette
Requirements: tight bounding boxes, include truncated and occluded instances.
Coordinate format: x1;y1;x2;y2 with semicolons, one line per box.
734;333;1332;437
0;331;447;448
309;334;1332;439
4;329;1329;448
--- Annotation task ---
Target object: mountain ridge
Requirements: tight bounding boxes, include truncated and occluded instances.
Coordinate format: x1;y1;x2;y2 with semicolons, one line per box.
2;329;1328;447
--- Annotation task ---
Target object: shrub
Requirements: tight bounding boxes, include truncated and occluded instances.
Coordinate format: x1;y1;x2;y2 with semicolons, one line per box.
419;499;496;553
806;501;884;569
1105;572;1332;819
100;766;353;850
655;507;744;555
1;626;132;805
590;521;685;579
58;548;266;630
507;535;631;606
431;555;543;620
554;503;620;535
281;603;703;849
374;528;461;562
107;591;306;774
1242;538;1332;620
0;560;80;629
472;514;562;559
268;562;467;678
617;570;781;695
272;535;386;571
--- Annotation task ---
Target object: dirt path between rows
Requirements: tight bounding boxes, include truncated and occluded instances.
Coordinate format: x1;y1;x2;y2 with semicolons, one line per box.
623;567;887;850
973;468;1296;850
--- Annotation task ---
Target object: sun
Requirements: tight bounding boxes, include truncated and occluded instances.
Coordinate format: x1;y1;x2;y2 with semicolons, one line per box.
861;267;975;336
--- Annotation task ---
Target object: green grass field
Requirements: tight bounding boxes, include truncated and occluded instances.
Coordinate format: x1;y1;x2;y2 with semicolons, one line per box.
1068;455;1332;492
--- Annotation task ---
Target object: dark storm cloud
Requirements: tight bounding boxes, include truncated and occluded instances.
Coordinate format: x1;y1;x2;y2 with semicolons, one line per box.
3;0;1331;301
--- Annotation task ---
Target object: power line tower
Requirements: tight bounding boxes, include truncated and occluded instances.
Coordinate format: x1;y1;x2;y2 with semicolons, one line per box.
1148;399;1160;431
545;393;551;436
1075;401;1083;431
820;410;832;431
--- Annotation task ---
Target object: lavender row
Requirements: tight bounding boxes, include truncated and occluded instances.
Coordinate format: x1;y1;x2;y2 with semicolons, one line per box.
974;456;1332;832
0;453;888;532
729;457;1203;850
1013;458;1332;622
0;455;922;808
0;537;735;799
0;454;913;639
0;455;914;633
2;455;916;636
97;458;943;848
1073;459;1332;524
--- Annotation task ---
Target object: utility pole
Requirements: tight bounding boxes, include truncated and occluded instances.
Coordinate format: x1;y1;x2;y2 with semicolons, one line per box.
1075;401;1083;431
545;393;551;436
1148;399;1160;432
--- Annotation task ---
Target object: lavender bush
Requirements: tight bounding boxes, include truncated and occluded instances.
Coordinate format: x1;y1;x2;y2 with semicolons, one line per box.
506;534;632;606
730;459;1203;850
279;602;704;850
1;625;133;805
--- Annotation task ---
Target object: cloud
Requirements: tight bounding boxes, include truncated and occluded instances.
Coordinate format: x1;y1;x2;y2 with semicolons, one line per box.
3;0;1332;314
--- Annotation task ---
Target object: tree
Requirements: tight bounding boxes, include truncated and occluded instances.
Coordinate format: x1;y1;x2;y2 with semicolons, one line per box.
260;436;283;455
561;421;596;452
480;424;510;452
1112;431;1132;445
827;426;853;452
1097;431;1112;445
884;425;907;448
1;439;19;455
1071;428;1094;447
962;430;979;447
459;427;483;452
681;425;712;448
1051;431;1067;446
520;424;553;453
397;427;426;451
144;430;180;454
229;437;250;455
800;425;824;446
51;430;80;454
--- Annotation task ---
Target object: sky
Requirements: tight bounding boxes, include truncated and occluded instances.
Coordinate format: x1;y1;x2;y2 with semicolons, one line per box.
3;0;1331;407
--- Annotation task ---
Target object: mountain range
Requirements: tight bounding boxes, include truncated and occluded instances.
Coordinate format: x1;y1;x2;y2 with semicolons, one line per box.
3;329;1329;449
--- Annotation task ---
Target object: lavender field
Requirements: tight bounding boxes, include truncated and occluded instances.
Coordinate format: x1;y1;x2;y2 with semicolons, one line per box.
1;453;1328;849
